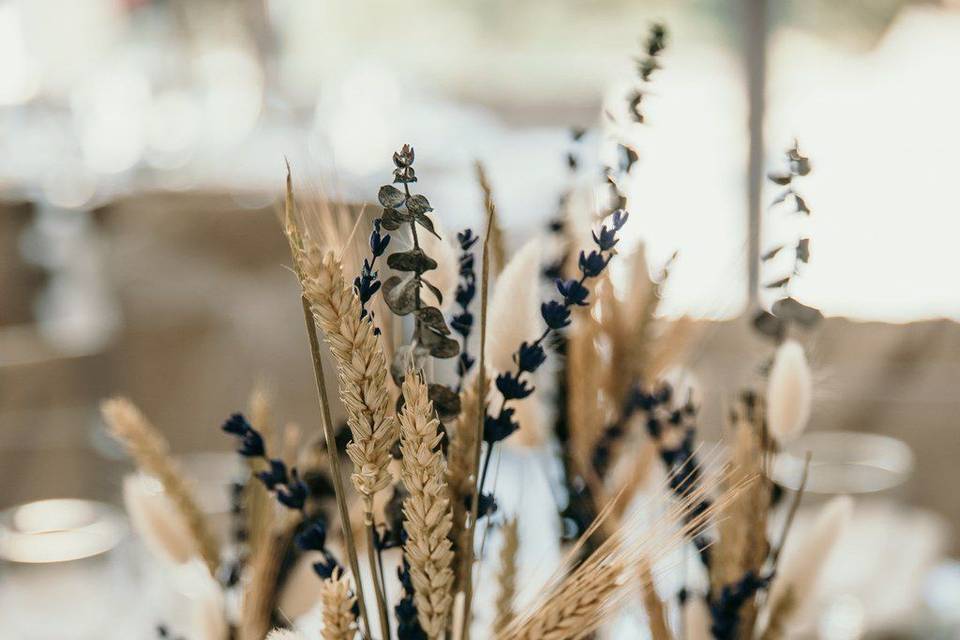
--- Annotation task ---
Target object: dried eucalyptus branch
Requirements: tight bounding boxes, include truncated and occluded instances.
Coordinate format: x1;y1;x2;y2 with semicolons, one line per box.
754;141;823;340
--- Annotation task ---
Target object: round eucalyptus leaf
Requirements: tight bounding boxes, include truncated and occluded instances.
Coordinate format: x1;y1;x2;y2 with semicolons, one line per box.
378;185;406;208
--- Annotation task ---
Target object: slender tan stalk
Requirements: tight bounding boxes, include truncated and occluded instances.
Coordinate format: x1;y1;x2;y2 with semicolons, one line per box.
759;588;795;640
296;250;395;637
566;296;608;486
101;398;219;576
398;371;456;638
241;511;300;640
365;522;391;639
645;316;697;382
448;385;480;590
493;519;519;635
285;169;372;639
301;297;373;638
475;160;505;278
321;568;359;640
638;558;671;640
247;385;276;556
711;395;771;636
460;195;494;640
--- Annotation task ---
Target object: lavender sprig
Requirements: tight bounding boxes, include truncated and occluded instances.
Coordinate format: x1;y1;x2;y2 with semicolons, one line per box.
222;413;345;582
640;384;713;564
353;219;391;333
479;210;629;492
708;571;771;640
451;229;479;389
222;413;308;512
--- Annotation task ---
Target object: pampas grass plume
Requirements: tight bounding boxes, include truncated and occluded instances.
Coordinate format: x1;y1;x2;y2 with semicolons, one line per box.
767;340;812;444
485;238;542;374
766;495;853;624
123;474;197;566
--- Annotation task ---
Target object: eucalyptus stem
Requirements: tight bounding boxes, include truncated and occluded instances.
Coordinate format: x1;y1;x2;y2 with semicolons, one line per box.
301;297;372;640
402;181;426;350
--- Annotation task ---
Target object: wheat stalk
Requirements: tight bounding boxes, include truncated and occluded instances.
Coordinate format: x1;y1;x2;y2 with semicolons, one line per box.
501;460;754;640
475;160;505;278
284;170;382;637
101;398;219;575
448;384;481;590
247;385;276;556
321;568;359;640
460;190;494;640
241;511;300;640
712;398;771;594
289;237;396;514
398;371;456;639
493;518;519;635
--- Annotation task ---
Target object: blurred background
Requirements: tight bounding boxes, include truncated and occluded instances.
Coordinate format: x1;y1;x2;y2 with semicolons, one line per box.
2;0;960;637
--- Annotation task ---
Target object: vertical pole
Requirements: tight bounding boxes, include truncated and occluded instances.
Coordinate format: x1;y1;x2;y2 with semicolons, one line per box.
745;0;768;306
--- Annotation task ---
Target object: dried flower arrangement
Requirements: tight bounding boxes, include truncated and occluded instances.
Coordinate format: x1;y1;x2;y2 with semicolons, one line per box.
104;23;853;640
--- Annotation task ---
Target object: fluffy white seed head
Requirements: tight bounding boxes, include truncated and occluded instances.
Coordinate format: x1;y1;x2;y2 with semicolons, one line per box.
123;473;197;566
767;340;813;444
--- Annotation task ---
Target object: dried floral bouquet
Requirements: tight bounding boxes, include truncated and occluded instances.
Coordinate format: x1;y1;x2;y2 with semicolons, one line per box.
103;24;851;640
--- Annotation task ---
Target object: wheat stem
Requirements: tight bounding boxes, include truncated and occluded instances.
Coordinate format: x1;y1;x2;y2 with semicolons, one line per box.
302;295;372;639
493;518;519;635
460;192;494;640
366;521;392;639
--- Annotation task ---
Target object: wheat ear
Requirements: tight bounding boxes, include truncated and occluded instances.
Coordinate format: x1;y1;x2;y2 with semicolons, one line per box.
493;518;519;635
101;398;219;575
321;567;359;640
399;371;456;639
501;460;754;640
293;245;397;513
